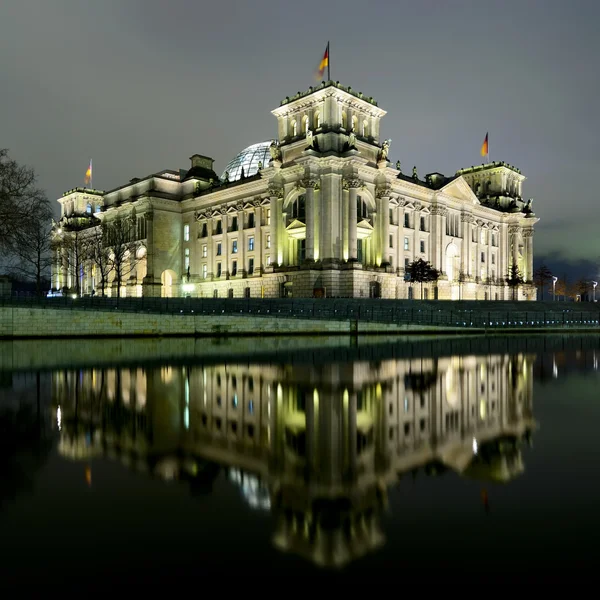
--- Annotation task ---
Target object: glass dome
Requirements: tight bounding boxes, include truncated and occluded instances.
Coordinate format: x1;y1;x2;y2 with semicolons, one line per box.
221;140;274;183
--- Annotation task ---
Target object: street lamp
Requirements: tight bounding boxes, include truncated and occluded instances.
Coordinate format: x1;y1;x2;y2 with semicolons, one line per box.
592;281;598;303
552;276;558;301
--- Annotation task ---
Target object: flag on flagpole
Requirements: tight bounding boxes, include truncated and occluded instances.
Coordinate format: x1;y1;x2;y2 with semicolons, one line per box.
316;43;329;80
84;160;92;186
480;133;489;157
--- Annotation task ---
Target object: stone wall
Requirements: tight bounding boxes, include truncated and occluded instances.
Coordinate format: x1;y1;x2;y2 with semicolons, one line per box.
0;306;422;339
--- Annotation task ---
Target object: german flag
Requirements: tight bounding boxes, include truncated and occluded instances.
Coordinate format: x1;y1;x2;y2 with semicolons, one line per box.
480;133;489;157
316;43;329;80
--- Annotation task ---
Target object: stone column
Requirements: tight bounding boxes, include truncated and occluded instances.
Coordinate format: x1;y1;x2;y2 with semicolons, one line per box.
221;212;229;279
268;186;283;266
304;178;319;261
460;213;473;280
237;205;245;276
206;216;213;279
320;173;334;261
524;228;532;282
346;179;360;261
376;185;391;266
253;201;262;274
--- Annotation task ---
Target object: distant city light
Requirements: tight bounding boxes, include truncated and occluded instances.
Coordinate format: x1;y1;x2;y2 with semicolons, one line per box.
56;406;62;431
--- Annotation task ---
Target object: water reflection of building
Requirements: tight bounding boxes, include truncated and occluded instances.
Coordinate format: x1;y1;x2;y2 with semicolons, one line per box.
54;353;535;568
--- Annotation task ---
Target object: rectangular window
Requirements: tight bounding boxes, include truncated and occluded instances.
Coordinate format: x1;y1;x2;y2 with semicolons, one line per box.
201;223;207;237
266;209;271;225
231;216;238;231
404;213;410;228
216;221;222;235
298;239;306;262
202;264;207;279
405;257;410;269
389;234;393;248
183;224;190;241
216;262;222;277
248;213;255;228
266;235;271;249
481;252;485;263
420;216;425;231
202;244;207;258
232;240;238;254
248;236;254;251
491;254;495;265
216;242;222;256
232;260;237;276
389;208;393;224
266;255;271;266
357;239;363;263
248;258;254;275
420;240;425;253
492;233;497;246
404;237;409;251
184;248;190;270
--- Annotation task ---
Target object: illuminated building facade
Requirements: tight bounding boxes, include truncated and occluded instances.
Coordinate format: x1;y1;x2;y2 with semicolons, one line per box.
55;352;535;568
51;81;538;300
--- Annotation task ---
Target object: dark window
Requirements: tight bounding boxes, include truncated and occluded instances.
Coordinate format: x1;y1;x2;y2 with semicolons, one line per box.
420;216;425;231
404;213;410;228
357;239;363;263
216;221;222;235
297;239;306;262
231;216;238;231
248;258;254;274
248;213;255;228
201;223;207;237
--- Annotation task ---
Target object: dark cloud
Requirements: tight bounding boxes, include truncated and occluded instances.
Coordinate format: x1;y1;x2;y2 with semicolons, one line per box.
1;0;598;274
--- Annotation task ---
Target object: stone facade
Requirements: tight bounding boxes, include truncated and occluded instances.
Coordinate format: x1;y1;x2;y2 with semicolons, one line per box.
51;81;538;300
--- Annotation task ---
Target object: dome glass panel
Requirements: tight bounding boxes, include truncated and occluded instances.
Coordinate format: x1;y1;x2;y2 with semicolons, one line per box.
221;140;274;182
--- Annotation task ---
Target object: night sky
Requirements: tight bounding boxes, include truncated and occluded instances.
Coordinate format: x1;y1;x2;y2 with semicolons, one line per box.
1;0;598;276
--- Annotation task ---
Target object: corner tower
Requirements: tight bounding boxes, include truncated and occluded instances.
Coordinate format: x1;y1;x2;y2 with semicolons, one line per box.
271;81;387;164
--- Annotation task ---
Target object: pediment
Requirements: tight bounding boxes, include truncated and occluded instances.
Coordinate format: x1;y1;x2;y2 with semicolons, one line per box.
286;219;306;239
440;176;480;205
357;219;374;240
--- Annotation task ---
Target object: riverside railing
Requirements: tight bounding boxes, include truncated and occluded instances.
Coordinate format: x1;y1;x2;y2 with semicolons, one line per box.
1;296;599;330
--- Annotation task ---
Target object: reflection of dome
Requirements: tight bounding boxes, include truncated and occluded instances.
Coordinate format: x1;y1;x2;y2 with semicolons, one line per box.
221;140;275;182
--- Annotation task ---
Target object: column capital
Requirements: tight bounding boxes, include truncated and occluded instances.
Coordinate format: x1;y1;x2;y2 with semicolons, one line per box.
508;224;521;235
522;228;534;238
375;184;392;198
343;177;361;190
430;205;448;217
302;178;320;190
267;185;284;199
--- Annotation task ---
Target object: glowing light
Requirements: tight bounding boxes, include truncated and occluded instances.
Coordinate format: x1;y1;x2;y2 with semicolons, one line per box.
182;283;195;293
85;466;92;487
472;438;478;454
56;406;62;431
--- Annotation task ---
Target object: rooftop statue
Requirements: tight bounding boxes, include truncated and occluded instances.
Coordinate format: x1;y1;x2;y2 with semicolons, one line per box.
412;166;418;180
348;128;356;149
396;160;401;173
269;141;282;162
379;139;391;162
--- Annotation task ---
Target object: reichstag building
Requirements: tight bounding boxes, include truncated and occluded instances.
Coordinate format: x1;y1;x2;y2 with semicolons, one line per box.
52;81;537;300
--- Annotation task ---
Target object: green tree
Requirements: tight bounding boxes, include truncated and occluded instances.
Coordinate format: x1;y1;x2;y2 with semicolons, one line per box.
506;262;524;301
406;258;440;299
533;264;553;301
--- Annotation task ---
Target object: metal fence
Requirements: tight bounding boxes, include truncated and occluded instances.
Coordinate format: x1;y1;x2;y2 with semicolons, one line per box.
1;295;599;330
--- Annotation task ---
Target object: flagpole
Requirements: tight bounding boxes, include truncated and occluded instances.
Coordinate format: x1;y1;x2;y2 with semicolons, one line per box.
90;159;93;189
327;41;330;81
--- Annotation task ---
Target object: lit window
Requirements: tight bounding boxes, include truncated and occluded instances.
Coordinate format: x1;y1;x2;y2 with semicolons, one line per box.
404;237;409;251
86;203;92;214
184;224;190;241
266;235;271;249
248;400;254;415
266;209;271;225
202;245;207;258
266;256;271;266
232;240;237;254
184;248;190;270
202;264;207;279
95;205;101;213
232;394;238;408
248;237;254;251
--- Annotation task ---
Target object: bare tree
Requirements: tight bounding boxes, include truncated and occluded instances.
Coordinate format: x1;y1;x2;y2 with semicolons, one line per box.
105;215;139;297
11;193;53;296
533;264;553;301
60;228;88;296
84;226;113;297
0;149;44;255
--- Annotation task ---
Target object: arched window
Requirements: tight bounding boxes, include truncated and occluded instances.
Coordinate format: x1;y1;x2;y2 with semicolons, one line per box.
302;115;309;134
341;111;347;130
314;112;321;129
362;120;369;137
86;203;92;214
351;115;358;132
291;119;297;137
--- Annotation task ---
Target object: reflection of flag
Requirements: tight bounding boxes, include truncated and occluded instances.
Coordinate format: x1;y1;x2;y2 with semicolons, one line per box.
317;43;329;79
480;133;488;157
84;160;92;185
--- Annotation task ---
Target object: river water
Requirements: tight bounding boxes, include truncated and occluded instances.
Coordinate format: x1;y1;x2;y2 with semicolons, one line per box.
1;335;599;585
